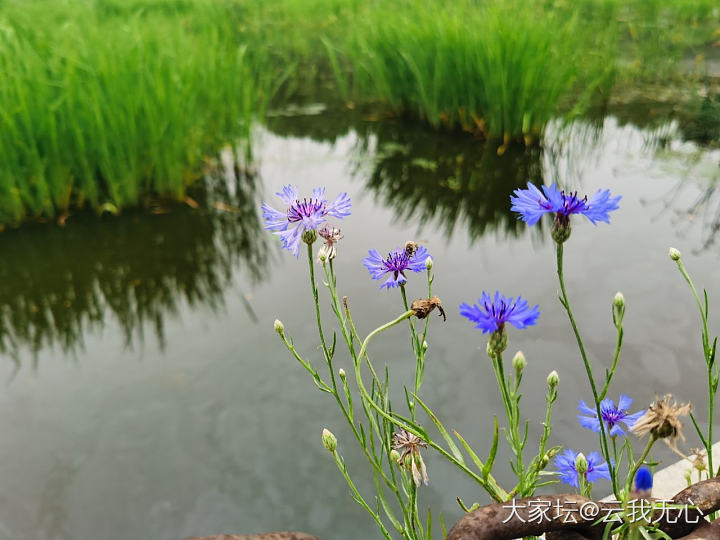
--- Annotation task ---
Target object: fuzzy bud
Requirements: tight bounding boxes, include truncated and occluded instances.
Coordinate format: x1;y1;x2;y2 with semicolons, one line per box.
425;256;433;270
273;319;284;334
547;370;559;389
321;428;337;453
512;351;527;372
422;340;429;352
575;453;588;475
669;247;681;261
338;368;346;379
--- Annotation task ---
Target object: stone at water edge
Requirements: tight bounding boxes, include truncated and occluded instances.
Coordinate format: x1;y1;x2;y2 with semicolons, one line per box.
185;533;322;540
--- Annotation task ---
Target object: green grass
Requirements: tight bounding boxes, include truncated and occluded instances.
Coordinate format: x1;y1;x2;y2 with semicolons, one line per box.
330;0;615;142
0;0;271;225
0;0;716;228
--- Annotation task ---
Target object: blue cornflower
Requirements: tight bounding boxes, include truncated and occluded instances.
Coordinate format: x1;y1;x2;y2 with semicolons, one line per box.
554;449;610;488
459;292;539;334
578;395;645;437
634;465;653;493
262;185;351;257
510;182;621;227
363;244;430;289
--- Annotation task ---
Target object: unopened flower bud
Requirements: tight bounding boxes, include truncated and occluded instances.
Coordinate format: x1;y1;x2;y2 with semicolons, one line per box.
273;319;284;334
575;452;588;475
318;250;328;262
425;256;433;270
512;351;527;372
613;292;625;326
390;449;401;463
669;247;681;261
422;340;428;351
302;228;318;245
338;368;346;379
547;370;559;389
321;428;337;452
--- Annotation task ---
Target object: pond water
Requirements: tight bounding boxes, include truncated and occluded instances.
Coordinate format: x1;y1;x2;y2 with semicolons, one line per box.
0;103;718;540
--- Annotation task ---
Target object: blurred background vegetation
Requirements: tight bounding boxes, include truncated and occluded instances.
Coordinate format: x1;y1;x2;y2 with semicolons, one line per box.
0;0;717;226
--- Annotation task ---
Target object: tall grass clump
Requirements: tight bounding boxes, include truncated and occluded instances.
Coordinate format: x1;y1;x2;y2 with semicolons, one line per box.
0;0;270;226
335;0;615;143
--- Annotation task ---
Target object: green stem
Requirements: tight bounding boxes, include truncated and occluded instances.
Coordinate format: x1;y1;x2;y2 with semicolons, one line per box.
494;349;524;492
332;450;393;540
599;322;623;402
674;257;715;477
556;242;619;498
352;311;508;502
307;242;330;360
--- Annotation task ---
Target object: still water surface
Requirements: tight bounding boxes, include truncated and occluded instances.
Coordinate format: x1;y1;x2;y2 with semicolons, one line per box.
0;109;718;539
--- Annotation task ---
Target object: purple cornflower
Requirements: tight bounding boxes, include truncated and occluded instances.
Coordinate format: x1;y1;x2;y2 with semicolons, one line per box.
262;185;351;257
578;395;645;437
459;292;539;334
363;244;430;289
554;449;610;488
510;182;621;227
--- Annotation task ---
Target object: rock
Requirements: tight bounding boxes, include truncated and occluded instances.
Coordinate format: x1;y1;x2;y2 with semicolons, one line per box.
185;533;322;540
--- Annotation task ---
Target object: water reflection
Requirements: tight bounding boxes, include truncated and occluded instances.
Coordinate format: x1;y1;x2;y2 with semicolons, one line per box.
353;120;545;242
0;165;267;361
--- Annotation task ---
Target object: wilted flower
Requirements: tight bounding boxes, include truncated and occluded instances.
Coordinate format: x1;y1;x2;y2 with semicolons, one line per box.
689;448;707;472
631;394;691;452
391;429;429;487
459;292;540;334
363;244;430;289
554;448;610;488
410;296;446;321
318;224;343;261
577;395;645;437
262;185;351;257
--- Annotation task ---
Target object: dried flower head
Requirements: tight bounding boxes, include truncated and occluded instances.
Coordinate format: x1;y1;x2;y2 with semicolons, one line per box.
410;296;446;321
317;224;343;261
391;429;429;487
689;448;707;472
631;394;691;451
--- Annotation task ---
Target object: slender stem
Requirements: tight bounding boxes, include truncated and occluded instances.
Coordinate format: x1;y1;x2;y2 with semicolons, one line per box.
307;242;330;360
332;450;393;540
600;322;623;402
556;242;619;498
494;349;524;492
674;258;715;477
352;311;508;502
